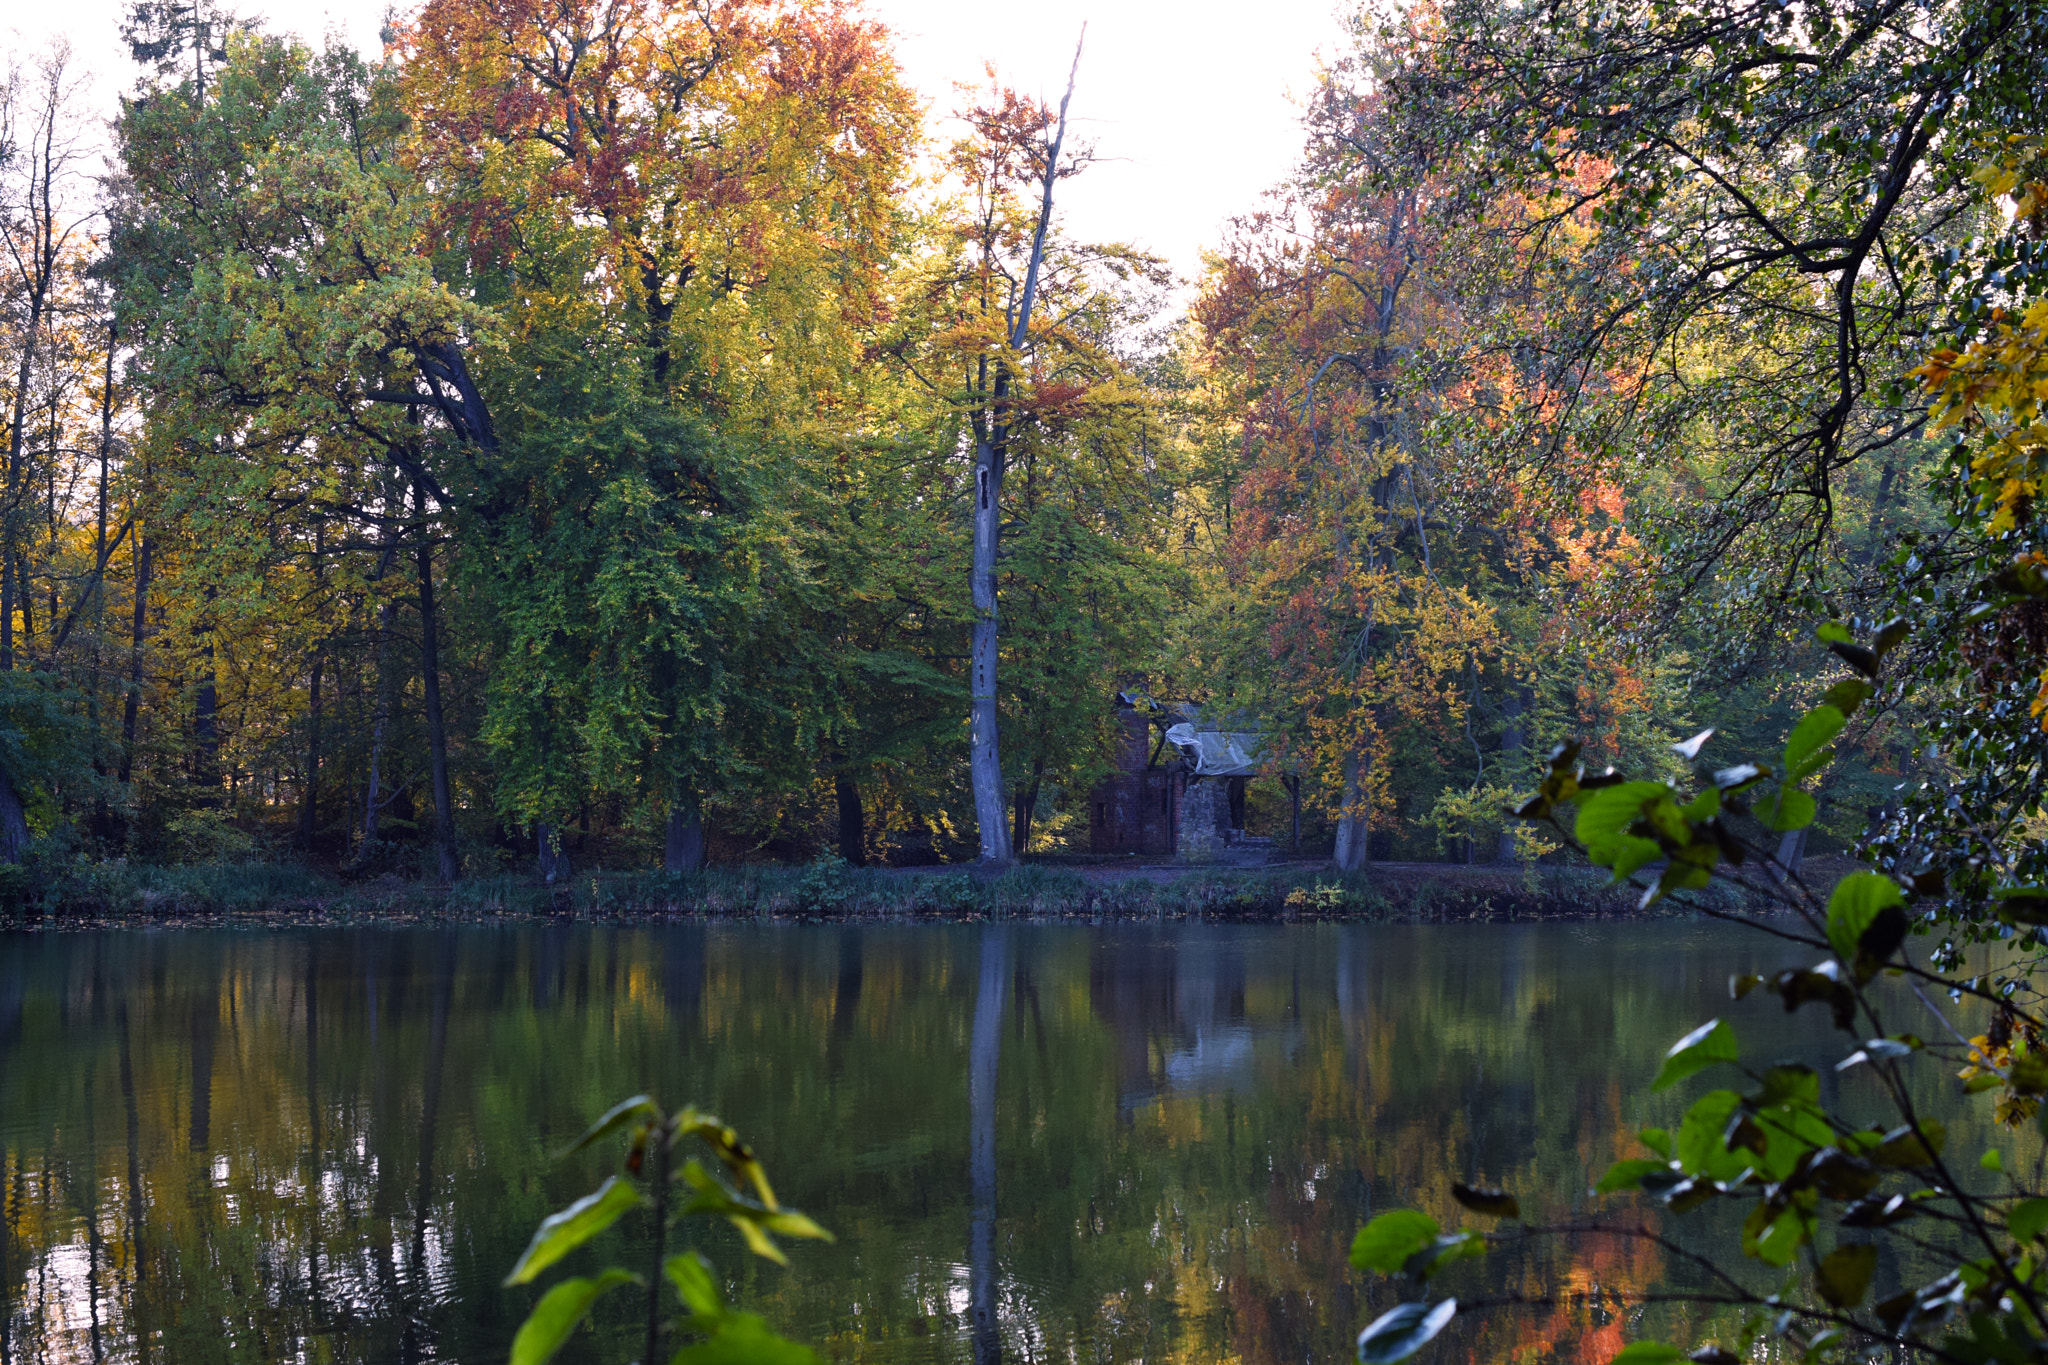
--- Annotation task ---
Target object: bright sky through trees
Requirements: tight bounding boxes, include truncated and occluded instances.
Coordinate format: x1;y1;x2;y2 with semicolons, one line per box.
8;0;1345;286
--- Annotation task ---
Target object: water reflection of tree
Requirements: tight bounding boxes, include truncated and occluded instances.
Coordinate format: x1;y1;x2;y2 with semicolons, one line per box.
969;928;1007;1365
0;926;2016;1365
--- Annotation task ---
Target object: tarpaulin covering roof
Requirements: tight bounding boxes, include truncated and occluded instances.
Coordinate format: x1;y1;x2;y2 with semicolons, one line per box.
1163;723;1261;777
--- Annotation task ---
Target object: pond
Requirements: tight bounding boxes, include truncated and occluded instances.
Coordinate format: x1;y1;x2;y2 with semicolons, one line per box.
0;919;2003;1365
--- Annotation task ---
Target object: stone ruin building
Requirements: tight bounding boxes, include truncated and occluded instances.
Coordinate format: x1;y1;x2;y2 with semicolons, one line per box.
1087;694;1271;862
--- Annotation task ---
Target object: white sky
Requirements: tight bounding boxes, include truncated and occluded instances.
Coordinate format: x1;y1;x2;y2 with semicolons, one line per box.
6;0;1349;287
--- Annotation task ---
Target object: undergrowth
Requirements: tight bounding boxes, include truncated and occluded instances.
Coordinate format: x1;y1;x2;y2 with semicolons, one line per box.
7;855;1670;922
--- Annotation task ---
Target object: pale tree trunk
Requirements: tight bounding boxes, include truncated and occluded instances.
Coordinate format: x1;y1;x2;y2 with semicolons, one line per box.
413;481;458;882
968;36;1082;866
1770;826;1809;883
970;427;1012;863
1332;752;1371;873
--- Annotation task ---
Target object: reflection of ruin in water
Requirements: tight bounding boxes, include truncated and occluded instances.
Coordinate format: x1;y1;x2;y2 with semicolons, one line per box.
1087;931;1305;1109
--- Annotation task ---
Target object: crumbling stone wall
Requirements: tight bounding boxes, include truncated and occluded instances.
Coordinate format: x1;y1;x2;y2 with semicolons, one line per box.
1177;779;1228;860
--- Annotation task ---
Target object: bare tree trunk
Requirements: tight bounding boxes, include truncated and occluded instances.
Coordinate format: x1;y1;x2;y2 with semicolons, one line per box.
363;602;393;844
968;36;1082;867
835;770;865;867
1009;760;1043;858
193;636;219;802
1332;753;1371;873
298;651;322;851
1770;826;1809;883
0;774;27;864
413;483;458;882
1;66;77;675
1495;688;1526;864
969;428;1012;864
1860;459;1897;565
664;793;705;872
119;528;151;785
1284;773;1301;853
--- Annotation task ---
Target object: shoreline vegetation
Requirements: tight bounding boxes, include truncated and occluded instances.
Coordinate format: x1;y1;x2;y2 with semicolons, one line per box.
1;855;1862;926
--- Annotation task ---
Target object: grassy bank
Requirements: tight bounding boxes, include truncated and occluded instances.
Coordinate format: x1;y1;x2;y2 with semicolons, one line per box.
0;854;1793;924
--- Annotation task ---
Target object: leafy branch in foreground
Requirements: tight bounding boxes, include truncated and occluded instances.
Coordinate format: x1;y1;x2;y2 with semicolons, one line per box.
503;1096;830;1365
1345;616;2048;1365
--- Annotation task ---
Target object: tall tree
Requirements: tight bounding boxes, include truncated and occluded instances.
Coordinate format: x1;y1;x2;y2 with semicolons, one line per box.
401;0;924;869
1392;0;2043;663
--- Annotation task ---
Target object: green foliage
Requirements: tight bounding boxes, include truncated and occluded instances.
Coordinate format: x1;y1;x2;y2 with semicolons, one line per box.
1349;1211;1441;1276
1353;615;2048;1363
1651;1018;1738;1092
505;1097;829;1365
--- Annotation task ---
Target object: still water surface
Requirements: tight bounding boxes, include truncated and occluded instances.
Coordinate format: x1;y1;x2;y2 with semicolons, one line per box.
0;920;1997;1365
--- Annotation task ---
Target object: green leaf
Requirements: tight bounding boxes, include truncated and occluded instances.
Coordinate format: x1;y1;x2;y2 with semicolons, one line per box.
510;1269;639;1365
2008;1198;2048;1242
1754;1064;1819;1107
1826;873;1907;963
1741;1200;1807;1267
1765;786;1817;833
562;1095;661;1157
1595;1158;1674;1194
1822;679;1874;717
1356;1299;1457;1365
1405;1232;1486;1281
1782;706;1845;780
1982;1148;2005;1173
1654;1019;1739;1092
503;1177;647;1286
1815;1244;1878;1308
1990;888;2048;926
1612;1344;1686;1365
665;1251;726;1318
1638;1128;1674;1158
1605;835;1665;884
1829;642;1881;678
1676;1091;1744;1173
1816;622;1853;644
1870;1121;1946;1167
1350;1210;1440;1276
1574;782;1672;860
669;1312;820;1365
760;1210;832;1241
1450;1183;1520;1219
1644;795;1693;845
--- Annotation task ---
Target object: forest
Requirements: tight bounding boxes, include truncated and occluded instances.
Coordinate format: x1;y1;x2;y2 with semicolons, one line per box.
0;0;2039;900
